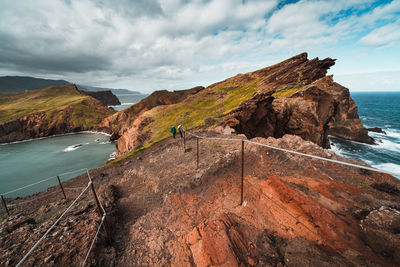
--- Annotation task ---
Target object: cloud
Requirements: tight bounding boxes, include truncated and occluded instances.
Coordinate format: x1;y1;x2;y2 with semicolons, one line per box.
0;0;399;92
359;21;400;47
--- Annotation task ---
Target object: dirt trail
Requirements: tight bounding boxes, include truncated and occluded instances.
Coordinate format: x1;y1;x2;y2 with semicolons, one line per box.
106;133;243;266
2;131;400;266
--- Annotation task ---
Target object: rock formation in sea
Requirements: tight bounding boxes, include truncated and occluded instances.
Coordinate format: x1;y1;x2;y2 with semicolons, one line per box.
81;90;121;106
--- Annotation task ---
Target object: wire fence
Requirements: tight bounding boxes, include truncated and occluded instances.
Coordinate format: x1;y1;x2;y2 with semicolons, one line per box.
0;167;109;267
4;132;400;265
187;132;400;262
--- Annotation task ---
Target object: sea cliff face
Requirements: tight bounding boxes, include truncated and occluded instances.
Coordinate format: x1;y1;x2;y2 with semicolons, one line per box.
81;90;121;106
104;53;373;158
0;85;115;143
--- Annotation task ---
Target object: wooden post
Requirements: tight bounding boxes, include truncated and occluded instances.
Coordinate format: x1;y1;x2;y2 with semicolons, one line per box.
196;137;199;169
87;170;111;244
1;195;10;216
183;131;186;152
240;140;244;205
56;175;67;200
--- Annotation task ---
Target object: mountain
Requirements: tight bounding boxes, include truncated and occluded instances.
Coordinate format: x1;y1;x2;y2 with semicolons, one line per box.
0;76;70;93
76;84;142;95
0;84;116;143
0;75;142;95
99;53;373;159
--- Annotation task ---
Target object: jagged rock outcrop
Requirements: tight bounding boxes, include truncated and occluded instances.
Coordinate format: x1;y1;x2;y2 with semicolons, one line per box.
224;75;374;148
81;90;121;106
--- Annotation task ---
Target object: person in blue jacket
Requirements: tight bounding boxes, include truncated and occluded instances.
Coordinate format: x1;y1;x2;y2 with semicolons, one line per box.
171;126;177;138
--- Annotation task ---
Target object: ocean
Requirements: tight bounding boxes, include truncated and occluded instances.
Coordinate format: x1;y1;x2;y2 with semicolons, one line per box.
110;93;148;111
0;132;115;198
330;92;400;178
0;93;147;198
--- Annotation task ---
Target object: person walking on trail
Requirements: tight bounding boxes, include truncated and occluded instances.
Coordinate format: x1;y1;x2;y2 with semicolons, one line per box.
177;124;184;138
171;126;177;138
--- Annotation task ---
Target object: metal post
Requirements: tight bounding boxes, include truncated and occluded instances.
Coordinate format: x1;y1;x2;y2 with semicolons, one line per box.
1;195;10;216
196;137;199;169
240;139;244;205
56;176;67;200
87;170;111;244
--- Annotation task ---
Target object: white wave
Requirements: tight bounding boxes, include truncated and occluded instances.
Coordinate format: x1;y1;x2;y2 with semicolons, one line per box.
385;130;400;139
63;142;90;152
108;152;116;160
100;141;111;144
1;131;111;146
372;163;400;179
376;139;400;153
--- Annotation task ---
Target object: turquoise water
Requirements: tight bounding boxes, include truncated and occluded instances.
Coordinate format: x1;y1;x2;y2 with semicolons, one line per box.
0;132;115;198
330;92;400;177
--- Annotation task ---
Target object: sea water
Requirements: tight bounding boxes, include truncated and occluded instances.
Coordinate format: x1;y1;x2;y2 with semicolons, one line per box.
110;93;148;111
330;92;400;177
0;132;115;198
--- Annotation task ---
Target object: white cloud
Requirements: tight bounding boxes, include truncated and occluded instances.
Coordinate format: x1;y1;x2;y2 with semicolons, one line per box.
0;0;399;92
359;21;400;47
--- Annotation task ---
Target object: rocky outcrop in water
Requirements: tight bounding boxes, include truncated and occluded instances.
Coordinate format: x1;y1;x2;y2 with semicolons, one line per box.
81;90;121;106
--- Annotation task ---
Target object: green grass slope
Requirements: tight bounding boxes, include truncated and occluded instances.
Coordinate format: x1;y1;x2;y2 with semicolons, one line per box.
0;84;115;129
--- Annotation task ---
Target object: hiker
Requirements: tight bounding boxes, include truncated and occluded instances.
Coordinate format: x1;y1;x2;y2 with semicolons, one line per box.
177;124;184;138
171;126;177;138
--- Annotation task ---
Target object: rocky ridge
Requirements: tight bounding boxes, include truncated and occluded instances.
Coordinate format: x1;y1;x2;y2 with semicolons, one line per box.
103;53;373;158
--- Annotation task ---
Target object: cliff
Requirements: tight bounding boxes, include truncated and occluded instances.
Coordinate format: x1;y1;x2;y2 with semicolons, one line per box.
105;53;373;158
98;86;205;154
81;90;121;106
0;85;116;143
2;132;399;266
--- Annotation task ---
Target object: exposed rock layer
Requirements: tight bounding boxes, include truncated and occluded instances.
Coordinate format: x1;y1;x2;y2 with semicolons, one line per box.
226;75;374;148
3;132;399;266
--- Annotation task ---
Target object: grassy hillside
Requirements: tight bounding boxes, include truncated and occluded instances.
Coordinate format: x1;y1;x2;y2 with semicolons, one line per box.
113;76;260;162
0;85;115;126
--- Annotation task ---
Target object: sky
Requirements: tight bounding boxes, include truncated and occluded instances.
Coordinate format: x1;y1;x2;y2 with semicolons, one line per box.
0;0;399;93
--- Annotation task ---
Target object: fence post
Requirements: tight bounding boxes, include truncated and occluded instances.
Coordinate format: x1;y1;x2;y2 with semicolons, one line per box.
56;175;67;200
87;170;111;244
183;131;186;152
240;139;244;205
196;137;199;169
1;195;10;216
